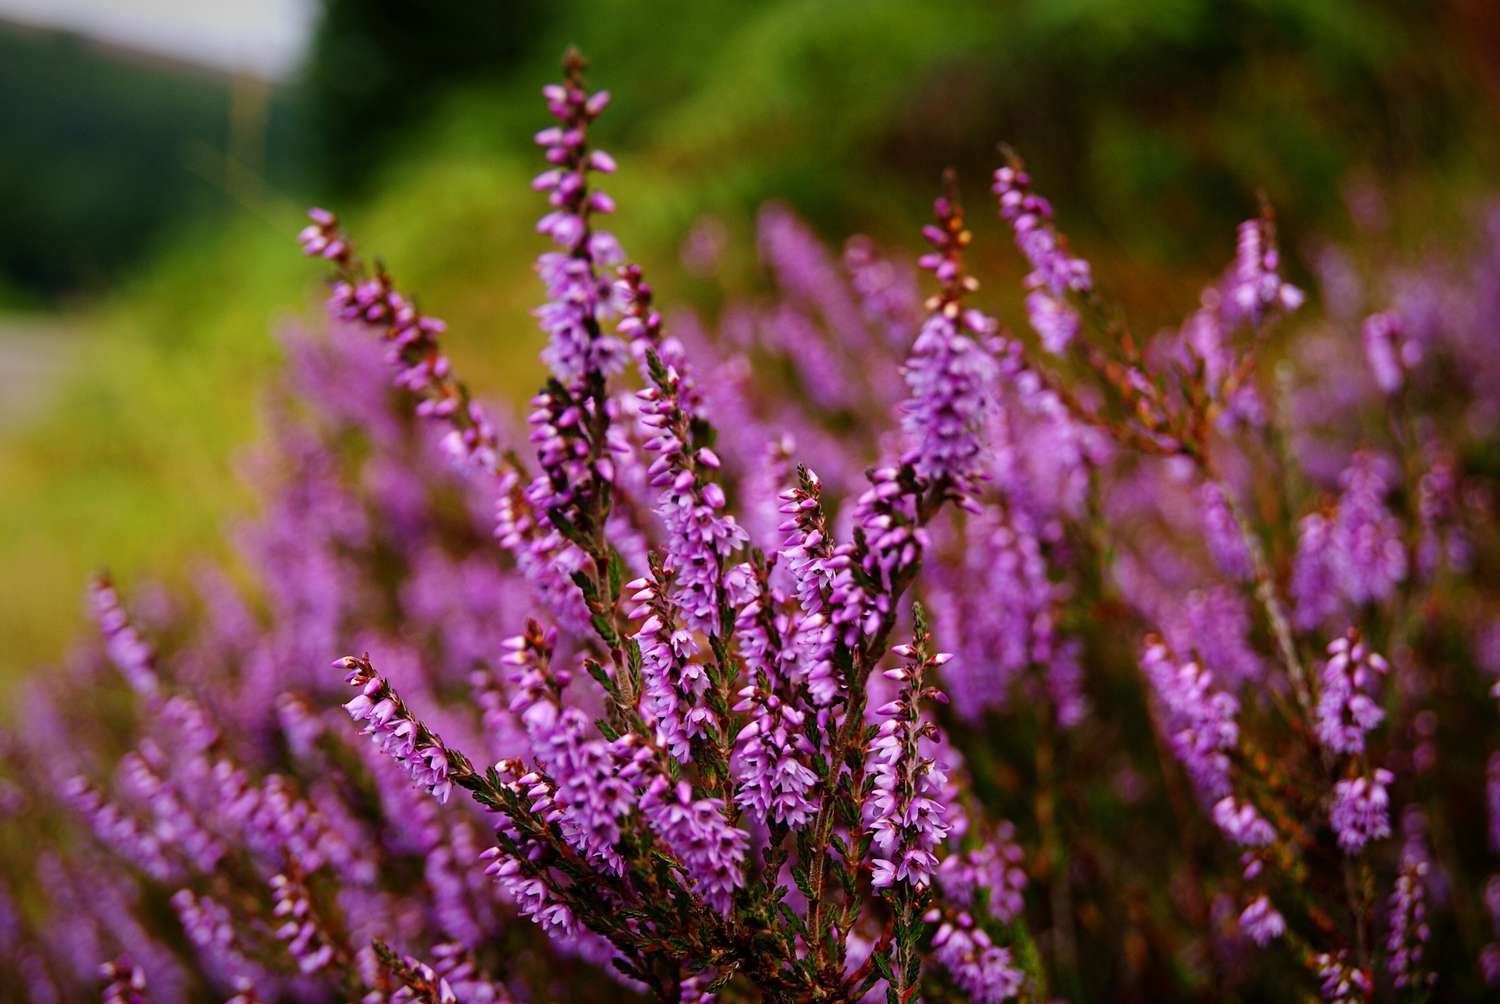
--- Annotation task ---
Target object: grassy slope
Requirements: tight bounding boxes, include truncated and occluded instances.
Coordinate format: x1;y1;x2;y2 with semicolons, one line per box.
1;0;1493;680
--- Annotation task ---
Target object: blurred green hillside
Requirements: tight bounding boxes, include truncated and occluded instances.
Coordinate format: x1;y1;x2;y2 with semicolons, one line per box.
2;0;1498;680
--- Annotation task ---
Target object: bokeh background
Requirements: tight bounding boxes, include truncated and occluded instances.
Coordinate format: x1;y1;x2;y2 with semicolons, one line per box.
2;0;1498;686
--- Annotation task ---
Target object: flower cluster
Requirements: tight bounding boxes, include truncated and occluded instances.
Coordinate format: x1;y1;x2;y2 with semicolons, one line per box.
993;158;1092;353
1314;630;1389;755
866;629;952;891
7;47;1500;1004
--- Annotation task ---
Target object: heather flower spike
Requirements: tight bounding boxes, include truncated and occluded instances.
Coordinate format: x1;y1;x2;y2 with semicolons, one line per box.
902;175;1003;500
338;654;470;803
867;607;953;992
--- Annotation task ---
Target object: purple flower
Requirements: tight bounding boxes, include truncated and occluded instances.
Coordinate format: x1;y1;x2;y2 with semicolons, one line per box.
992;160;1092;298
1213;797;1275;848
90;574;160;697
776;468;841;701
1140;637;1240;799
1311;950;1372;1004
1238;895;1285;947
901;191;1002;493
829;465;929;656
1291;512;1344;631
269;872;337;974
534;709;641;874
640;777;748;914
931;914;1023;1003
499;619;568;740
866;639;952;891
1197;482;1252;581
901;312;1000;493
530;55;625;384
99;959;150;1004
1386;813;1434;990
632;336;748;637
1330;452;1408;606
1224;214;1304;325
1314;630;1389;755
731;685;818;829
1330;768;1393;854
627;572;714;761
937;822;1027;923
479;762;580;941
337;655;461;803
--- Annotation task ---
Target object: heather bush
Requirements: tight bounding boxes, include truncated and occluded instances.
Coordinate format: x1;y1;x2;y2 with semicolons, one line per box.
2;51;1499;1002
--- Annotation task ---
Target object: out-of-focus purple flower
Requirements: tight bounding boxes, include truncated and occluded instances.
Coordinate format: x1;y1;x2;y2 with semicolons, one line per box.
640;777;748;914
1024;287;1081;354
1224;215;1304;326
993;156;1091;355
1238;895;1285;947
1140;637;1240;800
1386;812;1434;990
99;958;150;1004
1489;753;1500;856
62;776;177;882
270;872;337;975
1330;768;1393;854
931;914;1023;1003
930;510;1061;720
845;234;920;349
1198;482;1252;581
1291;512;1344;631
1213;797;1275;848
1362;311;1409;394
1312;950;1372;1004
938;822;1027;923
119;744;225;874
1417;451;1470;578
866;639;952;891
1161;586;1264;690
1314;630;1388;755
90;575;160;698
171;890;261;991
1330;452;1408;607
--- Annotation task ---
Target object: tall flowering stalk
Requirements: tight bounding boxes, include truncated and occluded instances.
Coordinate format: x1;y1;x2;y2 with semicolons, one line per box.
866;610;952;994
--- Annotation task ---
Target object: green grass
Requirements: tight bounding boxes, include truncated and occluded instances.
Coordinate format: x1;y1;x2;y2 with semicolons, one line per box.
2;0;1494;684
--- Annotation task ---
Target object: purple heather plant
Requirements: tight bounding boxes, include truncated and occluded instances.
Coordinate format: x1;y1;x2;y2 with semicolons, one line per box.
5;47;1500;1004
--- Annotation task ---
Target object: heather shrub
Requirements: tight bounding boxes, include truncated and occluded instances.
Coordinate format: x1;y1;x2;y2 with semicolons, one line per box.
2;51;1499;1003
